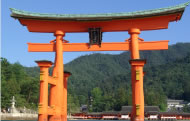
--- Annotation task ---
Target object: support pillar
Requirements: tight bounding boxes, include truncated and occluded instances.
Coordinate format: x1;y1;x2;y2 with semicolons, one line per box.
62;71;72;121
36;61;53;121
128;28;145;121
129;59;146;121
49;30;65;121
129;28;140;59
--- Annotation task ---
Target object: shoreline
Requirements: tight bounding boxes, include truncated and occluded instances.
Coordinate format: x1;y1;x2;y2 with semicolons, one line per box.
1;113;38;120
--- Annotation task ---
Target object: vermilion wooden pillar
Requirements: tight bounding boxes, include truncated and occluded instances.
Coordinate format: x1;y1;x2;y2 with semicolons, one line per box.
62;72;72;121
49;30;65;121
128;28;145;121
129;28;140;59
129;59;146;121
36;61;53;121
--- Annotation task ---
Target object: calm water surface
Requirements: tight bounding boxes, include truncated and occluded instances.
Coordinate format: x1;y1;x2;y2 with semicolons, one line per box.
2;120;174;121
2;120;186;121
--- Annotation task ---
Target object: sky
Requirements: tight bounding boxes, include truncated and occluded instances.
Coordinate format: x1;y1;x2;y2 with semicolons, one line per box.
1;0;190;67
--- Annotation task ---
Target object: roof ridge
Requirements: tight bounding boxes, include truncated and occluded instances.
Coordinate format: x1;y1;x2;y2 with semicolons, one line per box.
10;1;189;18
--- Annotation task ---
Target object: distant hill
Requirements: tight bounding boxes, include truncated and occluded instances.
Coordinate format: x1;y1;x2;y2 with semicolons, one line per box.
64;42;190;111
1;42;190;112
65;43;190;97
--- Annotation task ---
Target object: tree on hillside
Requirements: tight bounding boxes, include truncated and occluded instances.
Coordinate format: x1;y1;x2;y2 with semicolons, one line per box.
114;87;128;111
91;87;104;112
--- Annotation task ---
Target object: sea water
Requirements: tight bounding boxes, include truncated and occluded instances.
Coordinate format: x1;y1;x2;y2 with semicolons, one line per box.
2;120;178;121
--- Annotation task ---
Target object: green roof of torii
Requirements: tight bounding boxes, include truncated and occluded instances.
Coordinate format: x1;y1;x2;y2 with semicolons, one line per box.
10;2;189;21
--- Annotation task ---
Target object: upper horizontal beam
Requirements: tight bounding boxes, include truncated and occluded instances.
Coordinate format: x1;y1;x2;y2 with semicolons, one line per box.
19;15;174;33
28;40;169;52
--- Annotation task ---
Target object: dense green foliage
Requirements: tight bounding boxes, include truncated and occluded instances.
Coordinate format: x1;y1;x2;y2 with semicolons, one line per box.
1;43;190;112
65;43;190;112
1;58;39;109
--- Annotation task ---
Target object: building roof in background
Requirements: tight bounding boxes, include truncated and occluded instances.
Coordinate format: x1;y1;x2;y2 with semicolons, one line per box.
160;112;190;116
121;106;160;114
167;99;184;103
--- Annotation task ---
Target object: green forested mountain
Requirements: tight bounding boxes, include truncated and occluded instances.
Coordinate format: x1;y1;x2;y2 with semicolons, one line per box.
1;43;190;112
65;43;190;111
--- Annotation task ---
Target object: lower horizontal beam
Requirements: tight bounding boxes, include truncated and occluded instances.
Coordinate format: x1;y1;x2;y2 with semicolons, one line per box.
48;77;56;86
28;40;169;52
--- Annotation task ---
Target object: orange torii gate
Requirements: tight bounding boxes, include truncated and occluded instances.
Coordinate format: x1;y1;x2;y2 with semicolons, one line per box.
10;2;189;121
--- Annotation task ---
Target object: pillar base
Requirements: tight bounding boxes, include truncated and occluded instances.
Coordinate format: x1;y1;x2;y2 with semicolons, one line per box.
38;114;48;121
133;118;144;121
61;115;67;121
49;115;62;121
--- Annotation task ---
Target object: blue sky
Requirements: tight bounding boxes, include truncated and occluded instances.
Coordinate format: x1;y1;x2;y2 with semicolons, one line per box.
1;0;190;67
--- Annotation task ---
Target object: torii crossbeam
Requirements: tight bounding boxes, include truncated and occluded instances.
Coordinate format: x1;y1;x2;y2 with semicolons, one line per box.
28;40;169;52
10;2;189;121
